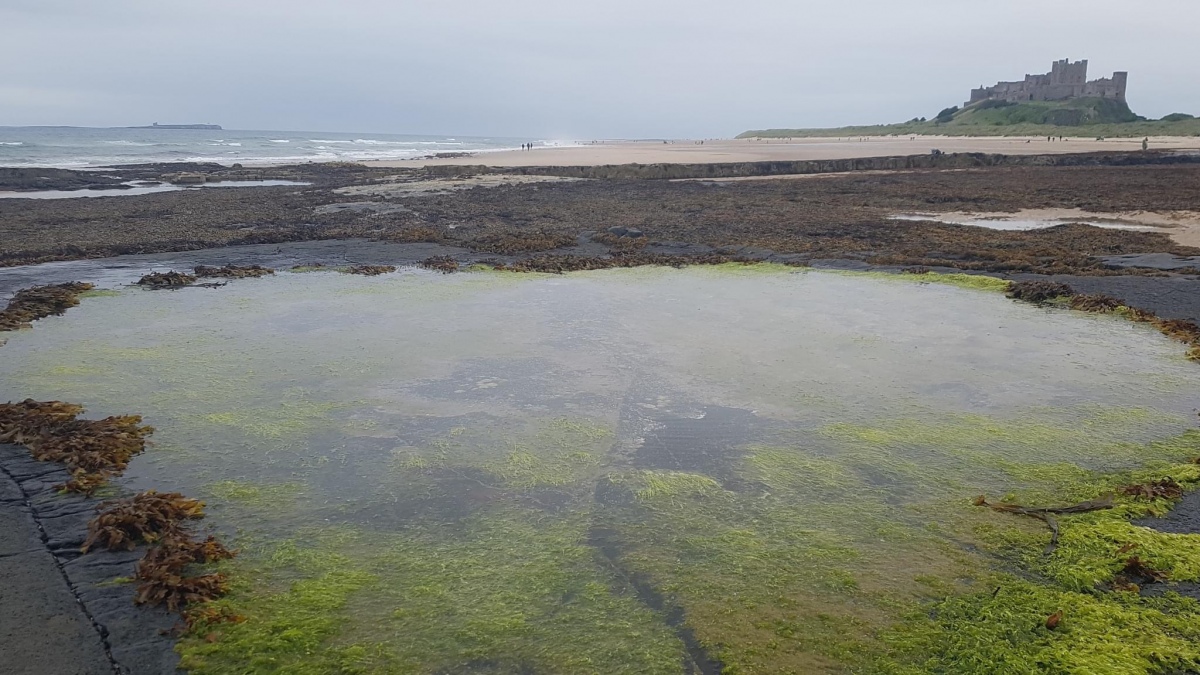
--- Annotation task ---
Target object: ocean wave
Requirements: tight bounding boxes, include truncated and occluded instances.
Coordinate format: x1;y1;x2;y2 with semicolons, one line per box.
0;142;23;146
270;139;290;143
208;142;242;147
102;140;160;146
351;139;425;146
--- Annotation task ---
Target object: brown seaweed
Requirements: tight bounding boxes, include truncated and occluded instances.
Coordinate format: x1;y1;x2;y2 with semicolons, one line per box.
493;252;755;274
184;604;246;631
384;226;444;243
342;265;397;276
1068;293;1124;312
0;282;95;332
134;535;235;613
0;399;154;494
1119;477;1185;501
193;264;275;279
419;255;460;273
1045;611;1064;630
83;490;206;552
1120;556;1169;585
1005;280;1075;303
136;271;197;288
973;494;1115;554
468;230;576;254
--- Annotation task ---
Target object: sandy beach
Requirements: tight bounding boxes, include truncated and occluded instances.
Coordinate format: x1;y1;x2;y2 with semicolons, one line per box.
374;135;1200;168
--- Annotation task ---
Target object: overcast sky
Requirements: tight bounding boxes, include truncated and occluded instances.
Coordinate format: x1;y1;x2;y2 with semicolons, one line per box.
3;0;1198;138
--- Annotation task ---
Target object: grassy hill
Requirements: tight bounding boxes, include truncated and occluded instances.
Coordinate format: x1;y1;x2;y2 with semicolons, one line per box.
739;99;1200;139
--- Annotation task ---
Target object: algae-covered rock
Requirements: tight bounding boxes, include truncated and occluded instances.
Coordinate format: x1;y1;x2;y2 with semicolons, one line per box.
0;282;94;332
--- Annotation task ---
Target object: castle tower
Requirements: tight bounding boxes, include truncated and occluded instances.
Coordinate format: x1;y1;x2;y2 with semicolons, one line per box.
1112;71;1129;100
1050;59;1088;86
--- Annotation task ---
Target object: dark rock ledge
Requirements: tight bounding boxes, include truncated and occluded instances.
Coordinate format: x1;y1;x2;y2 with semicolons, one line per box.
0;444;180;675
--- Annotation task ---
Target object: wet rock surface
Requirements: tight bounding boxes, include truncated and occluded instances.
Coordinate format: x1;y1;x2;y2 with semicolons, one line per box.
1102;253;1200;271
0;167;125;192
0;444;180;675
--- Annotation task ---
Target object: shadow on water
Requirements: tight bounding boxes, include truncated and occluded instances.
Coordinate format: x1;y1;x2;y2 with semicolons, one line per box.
633;404;761;487
433;659;539;675
587;516;724;675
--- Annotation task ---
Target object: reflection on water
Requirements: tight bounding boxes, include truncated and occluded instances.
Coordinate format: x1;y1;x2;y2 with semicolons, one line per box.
2;265;1197;672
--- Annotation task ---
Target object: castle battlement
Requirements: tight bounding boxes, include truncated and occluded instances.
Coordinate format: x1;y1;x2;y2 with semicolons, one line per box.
968;59;1127;107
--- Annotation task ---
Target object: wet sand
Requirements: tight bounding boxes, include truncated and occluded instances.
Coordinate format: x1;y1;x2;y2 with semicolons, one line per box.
374;136;1200;168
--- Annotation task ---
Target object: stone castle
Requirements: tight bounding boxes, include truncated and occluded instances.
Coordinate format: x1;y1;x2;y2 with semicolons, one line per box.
967;59;1127;107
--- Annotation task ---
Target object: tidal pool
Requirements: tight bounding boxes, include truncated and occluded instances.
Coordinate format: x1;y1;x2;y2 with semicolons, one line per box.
888;213;1167;232
3;266;1199;673
0;180;311;199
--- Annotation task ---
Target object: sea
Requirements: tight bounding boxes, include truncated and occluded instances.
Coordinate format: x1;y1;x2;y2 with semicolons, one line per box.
0;127;560;168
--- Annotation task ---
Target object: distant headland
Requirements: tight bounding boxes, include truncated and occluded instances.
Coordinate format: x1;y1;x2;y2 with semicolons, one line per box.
740;59;1198;139
128;123;223;130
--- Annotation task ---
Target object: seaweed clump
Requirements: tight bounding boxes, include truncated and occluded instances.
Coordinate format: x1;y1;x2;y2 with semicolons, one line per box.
81;489;237;613
1068;293;1124;312
1120;477;1185;501
1006;280;1075;303
137;271;197;288
3;399;235;613
193;264;274;279
0;399;153;494
83;490;205;552
134;533;235;613
494;252;749;274
467;230;577;254
342;265;396;276
384;226;444;243
419;255;459;273
0;282;94;332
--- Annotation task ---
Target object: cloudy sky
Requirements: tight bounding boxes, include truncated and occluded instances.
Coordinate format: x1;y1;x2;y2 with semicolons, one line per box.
3;0;1197;138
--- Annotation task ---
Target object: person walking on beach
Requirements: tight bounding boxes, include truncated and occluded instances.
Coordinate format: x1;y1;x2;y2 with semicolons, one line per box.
1143;137;1149;152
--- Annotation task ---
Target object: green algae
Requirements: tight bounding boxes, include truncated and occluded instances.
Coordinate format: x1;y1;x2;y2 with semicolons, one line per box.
590;424;1200;673
180;510;687;674
200;396;343;441
878;576;1200;675
206;481;307;509
828;269;1012;293
179;533;380;674
383;416;614;494
876;455;1200;675
630;470;724;502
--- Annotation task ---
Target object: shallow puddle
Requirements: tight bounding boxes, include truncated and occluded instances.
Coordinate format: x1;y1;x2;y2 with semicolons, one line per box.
889;213;1166;232
2;266;1199;673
